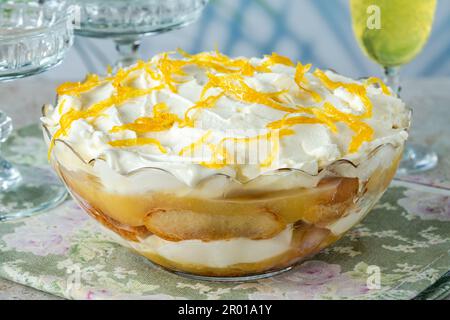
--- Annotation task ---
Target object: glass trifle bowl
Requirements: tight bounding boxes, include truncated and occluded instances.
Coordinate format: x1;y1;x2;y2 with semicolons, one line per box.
41;51;410;280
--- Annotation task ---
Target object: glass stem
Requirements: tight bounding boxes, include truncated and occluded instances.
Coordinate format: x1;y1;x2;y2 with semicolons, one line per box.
114;37;141;70
384;66;401;96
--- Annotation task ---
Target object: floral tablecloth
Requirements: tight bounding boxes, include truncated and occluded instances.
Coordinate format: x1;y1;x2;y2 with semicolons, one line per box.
0;125;449;300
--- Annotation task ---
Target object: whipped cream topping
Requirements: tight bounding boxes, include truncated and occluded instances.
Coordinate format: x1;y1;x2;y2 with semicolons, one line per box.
42;51;409;186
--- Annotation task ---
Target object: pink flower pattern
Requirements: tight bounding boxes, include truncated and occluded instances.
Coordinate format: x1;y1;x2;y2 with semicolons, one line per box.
2;203;89;256
249;261;370;300
398;189;450;222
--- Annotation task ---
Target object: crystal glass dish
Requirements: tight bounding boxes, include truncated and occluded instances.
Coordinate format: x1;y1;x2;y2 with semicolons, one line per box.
43;108;408;280
73;0;209;37
0;0;74;221
71;0;209;68
0;0;74;81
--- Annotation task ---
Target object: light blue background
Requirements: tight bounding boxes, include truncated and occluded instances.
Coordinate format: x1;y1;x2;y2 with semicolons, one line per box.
47;0;450;80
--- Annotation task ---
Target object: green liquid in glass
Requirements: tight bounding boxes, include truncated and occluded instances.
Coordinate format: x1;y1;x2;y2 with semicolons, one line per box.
350;0;436;67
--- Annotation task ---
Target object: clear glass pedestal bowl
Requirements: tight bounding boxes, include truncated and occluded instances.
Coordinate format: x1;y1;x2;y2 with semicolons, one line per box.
43;105;408;280
0;0;74;221
72;0;210;69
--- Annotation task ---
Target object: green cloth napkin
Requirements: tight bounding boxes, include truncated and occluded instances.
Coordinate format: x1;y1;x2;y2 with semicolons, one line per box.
0;125;449;300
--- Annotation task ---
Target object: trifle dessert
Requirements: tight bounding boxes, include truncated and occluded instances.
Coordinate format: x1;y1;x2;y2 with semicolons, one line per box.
42;50;409;279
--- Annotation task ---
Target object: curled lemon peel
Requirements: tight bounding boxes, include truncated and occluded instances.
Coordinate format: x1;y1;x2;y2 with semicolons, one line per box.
48;84;164;159
313;69;374;118
266;100;372;153
177;50;294;76
267;115;329;130
144;63;161;81
260;52;295;68
112;60;153;88
157;53;189;93
56;74;105;96
183;93;225;127
57;99;66;114
56;60;158;98
294;62;322;103
110;102;182;134
321;102;373;153
310;108;338;133
365;77;391;95
266;105;338;133
203;73;298;113
177;48;269;76
108;137;167;153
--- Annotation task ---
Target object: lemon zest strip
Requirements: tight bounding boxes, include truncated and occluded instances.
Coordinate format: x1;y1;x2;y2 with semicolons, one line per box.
365;77;391;95
108;138;167;153
313;69;374;118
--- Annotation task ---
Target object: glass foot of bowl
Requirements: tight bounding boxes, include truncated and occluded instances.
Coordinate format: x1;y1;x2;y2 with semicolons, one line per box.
0;164;67;221
396;143;438;176
163;264;293;282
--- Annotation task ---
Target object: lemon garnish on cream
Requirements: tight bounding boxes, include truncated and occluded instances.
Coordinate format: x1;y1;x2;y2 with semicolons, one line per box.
49;50;392;166
294;62;322;103
56;74;104;96
202;73;298;113
110;102;183;134
183;93;225;127
260;52;295;68
48;84;164;159
313;69;374;118
108;137;167;153
321;102;374;153
365;77;392;96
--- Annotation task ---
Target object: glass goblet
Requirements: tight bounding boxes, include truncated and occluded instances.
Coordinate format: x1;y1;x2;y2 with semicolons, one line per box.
72;0;210;69
0;0;74;221
350;0;438;175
